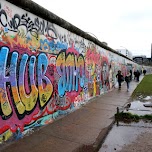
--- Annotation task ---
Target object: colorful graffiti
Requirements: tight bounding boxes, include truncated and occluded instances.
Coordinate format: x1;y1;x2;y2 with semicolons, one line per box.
56;48;85;97
0;0;144;144
0;47;53;118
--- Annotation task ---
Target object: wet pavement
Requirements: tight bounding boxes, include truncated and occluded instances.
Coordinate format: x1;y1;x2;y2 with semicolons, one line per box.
99;122;152;152
99;76;152;152
0;79;141;152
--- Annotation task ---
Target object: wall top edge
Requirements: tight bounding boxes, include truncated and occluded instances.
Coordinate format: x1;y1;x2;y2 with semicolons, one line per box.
6;0;133;62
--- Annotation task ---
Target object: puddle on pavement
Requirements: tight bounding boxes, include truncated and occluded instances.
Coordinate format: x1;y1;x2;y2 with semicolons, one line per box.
99;122;152;152
123;96;152;115
99;96;152;152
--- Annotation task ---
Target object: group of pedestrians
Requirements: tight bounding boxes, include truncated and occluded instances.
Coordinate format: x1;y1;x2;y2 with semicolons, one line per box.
116;70;131;91
116;69;145;92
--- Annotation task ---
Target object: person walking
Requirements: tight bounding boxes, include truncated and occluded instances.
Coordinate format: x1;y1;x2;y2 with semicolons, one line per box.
129;69;132;81
143;69;147;76
125;72;131;91
134;70;137;80
116;70;124;90
136;70;140;82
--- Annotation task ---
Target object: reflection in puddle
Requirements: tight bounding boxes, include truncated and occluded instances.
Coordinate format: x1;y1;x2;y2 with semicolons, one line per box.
124;100;152;115
99;122;152;152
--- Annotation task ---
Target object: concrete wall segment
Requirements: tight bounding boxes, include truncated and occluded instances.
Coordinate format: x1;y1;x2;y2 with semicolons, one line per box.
0;0;148;144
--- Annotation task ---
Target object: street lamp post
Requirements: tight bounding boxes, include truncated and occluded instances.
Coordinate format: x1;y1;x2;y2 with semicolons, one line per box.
120;46;129;57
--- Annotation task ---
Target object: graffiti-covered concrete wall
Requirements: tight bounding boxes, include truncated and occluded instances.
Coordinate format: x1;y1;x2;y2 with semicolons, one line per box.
0;0;138;143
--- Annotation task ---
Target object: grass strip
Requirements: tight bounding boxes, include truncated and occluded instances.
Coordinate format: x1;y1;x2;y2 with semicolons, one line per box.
131;74;152;98
115;112;152;123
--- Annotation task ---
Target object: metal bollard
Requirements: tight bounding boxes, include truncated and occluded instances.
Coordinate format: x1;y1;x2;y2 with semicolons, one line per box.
116;107;119;126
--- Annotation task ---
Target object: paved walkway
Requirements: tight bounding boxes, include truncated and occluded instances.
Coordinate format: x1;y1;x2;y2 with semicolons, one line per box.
0;79;142;152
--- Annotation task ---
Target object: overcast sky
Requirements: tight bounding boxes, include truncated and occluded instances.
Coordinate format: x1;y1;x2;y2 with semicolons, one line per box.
32;0;152;57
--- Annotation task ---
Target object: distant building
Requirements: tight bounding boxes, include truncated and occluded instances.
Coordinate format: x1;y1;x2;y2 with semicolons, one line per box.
133;55;152;65
116;49;133;60
132;44;152;65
